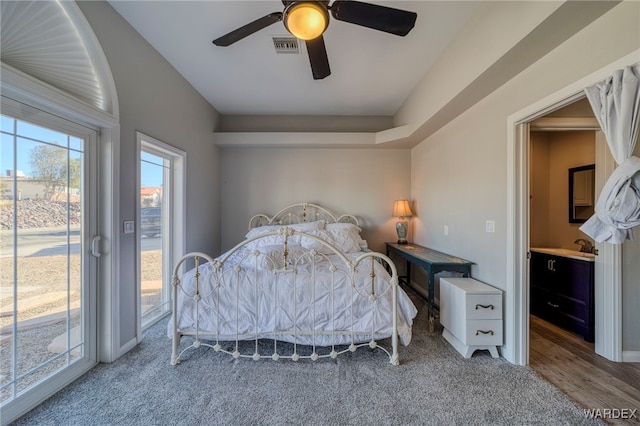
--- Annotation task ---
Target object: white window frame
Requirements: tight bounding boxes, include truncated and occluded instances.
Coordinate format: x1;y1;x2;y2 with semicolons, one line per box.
1;65;119;426
136;132;185;335
0;95;100;422
0;2;120;421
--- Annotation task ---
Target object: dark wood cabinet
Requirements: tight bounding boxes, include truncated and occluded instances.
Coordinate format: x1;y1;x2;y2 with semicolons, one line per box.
530;251;594;342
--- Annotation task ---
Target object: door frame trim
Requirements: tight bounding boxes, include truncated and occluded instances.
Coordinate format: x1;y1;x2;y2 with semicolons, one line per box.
505;50;639;365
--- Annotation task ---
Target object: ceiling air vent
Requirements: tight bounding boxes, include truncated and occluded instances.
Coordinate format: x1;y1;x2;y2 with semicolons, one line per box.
272;37;299;54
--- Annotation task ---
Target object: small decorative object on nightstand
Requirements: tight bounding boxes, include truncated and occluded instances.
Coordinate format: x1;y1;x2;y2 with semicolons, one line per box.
392;200;413;244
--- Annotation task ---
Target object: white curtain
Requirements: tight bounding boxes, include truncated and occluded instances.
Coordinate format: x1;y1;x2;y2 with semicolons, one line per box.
580;64;640;243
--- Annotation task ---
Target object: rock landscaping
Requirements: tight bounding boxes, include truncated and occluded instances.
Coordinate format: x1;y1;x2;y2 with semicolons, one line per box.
1;199;81;230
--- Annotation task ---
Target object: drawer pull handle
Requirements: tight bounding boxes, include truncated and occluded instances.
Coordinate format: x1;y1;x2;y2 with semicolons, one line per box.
547;302;560;308
475;330;494;336
475;304;494;310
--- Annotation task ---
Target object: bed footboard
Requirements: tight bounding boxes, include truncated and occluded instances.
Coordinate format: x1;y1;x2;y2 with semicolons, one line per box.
170;228;402;365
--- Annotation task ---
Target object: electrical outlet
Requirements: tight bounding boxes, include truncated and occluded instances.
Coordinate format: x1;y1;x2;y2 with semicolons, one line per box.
444;225;449;236
486;220;495;233
123;220;135;234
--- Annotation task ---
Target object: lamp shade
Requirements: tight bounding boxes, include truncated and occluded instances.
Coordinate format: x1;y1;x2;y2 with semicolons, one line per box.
393;200;413;218
284;2;329;40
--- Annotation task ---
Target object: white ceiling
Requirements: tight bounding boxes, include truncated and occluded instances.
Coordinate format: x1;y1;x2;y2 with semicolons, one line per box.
108;1;480;117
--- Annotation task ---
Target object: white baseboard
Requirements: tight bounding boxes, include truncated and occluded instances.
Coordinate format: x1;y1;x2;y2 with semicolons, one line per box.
622;351;640;362
117;336;138;359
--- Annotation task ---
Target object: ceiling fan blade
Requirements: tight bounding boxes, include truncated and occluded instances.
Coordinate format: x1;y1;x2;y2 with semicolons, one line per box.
305;36;331;80
213;12;283;46
330;1;417;36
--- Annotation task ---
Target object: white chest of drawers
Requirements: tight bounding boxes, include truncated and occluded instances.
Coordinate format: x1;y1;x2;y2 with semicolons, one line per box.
439;277;503;358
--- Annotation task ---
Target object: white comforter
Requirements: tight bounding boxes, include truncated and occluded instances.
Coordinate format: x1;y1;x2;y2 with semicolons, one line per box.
169;247;418;347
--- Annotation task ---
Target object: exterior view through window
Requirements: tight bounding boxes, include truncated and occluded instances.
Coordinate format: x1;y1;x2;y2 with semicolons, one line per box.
0;109;96;407
139;135;183;330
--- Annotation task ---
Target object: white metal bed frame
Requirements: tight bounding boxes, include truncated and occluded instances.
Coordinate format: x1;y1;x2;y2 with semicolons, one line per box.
171;202;401;365
248;202;360;228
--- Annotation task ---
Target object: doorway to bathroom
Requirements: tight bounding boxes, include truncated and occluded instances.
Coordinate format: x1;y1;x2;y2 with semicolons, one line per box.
522;94;622;365
527;98;599;358
525;99;640;411
505;54;640;412
507;82;623;367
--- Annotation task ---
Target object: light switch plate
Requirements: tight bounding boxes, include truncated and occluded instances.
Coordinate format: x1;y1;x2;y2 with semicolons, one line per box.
486;220;495;233
444;225;449;236
124;220;135;234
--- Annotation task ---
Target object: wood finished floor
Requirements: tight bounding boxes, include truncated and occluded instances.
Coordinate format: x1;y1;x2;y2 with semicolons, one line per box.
530;315;640;425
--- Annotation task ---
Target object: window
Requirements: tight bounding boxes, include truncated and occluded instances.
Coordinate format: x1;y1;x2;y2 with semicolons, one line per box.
0;98;98;410
137;133;185;330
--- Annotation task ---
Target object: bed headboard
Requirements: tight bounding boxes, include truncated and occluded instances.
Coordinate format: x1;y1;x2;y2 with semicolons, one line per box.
248;202;359;229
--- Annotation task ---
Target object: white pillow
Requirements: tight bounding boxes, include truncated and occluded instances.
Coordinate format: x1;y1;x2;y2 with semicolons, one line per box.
290;220;326;232
326;222;367;249
245;224;281;239
300;228;364;254
245;220;325;248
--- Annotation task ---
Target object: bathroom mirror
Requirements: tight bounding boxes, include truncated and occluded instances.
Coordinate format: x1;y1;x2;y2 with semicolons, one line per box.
569;164;595;223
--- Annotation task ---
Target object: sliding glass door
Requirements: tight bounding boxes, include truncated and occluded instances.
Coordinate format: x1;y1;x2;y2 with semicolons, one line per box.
0;99;97;410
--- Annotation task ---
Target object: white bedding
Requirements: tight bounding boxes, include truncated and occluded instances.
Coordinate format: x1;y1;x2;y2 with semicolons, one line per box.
169;243;418;347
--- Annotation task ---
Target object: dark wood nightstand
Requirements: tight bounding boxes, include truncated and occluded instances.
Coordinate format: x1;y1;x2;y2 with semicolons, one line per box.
385;242;474;332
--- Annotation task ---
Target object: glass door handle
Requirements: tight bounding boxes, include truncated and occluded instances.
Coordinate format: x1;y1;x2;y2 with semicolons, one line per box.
91;235;102;258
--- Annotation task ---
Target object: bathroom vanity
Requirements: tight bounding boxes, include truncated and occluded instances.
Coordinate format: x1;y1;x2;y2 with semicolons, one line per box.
530;248;595;342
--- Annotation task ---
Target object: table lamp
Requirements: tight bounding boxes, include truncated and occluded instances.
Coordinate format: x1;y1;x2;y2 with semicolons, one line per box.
393;200;413;244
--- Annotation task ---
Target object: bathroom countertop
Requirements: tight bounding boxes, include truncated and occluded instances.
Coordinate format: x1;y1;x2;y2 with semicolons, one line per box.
530;247;595;262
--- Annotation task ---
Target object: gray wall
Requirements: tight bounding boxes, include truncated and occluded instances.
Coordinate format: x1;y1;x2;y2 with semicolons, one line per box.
530;131;596;249
78;1;221;349
219;148;411;254
410;2;640;352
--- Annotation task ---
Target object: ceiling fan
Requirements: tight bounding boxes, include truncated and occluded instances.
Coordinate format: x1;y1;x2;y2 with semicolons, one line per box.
212;1;417;80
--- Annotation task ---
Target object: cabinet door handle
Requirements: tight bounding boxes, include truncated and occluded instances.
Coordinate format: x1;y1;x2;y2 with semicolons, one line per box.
547;301;559;308
475;330;494;336
547;259;556;271
475;304;494;310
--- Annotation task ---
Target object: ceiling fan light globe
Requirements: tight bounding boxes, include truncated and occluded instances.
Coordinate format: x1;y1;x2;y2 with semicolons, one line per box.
284;3;328;40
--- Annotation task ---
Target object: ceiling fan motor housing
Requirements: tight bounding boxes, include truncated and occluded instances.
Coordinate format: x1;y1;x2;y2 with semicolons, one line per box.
283;1;330;41
213;0;417;80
